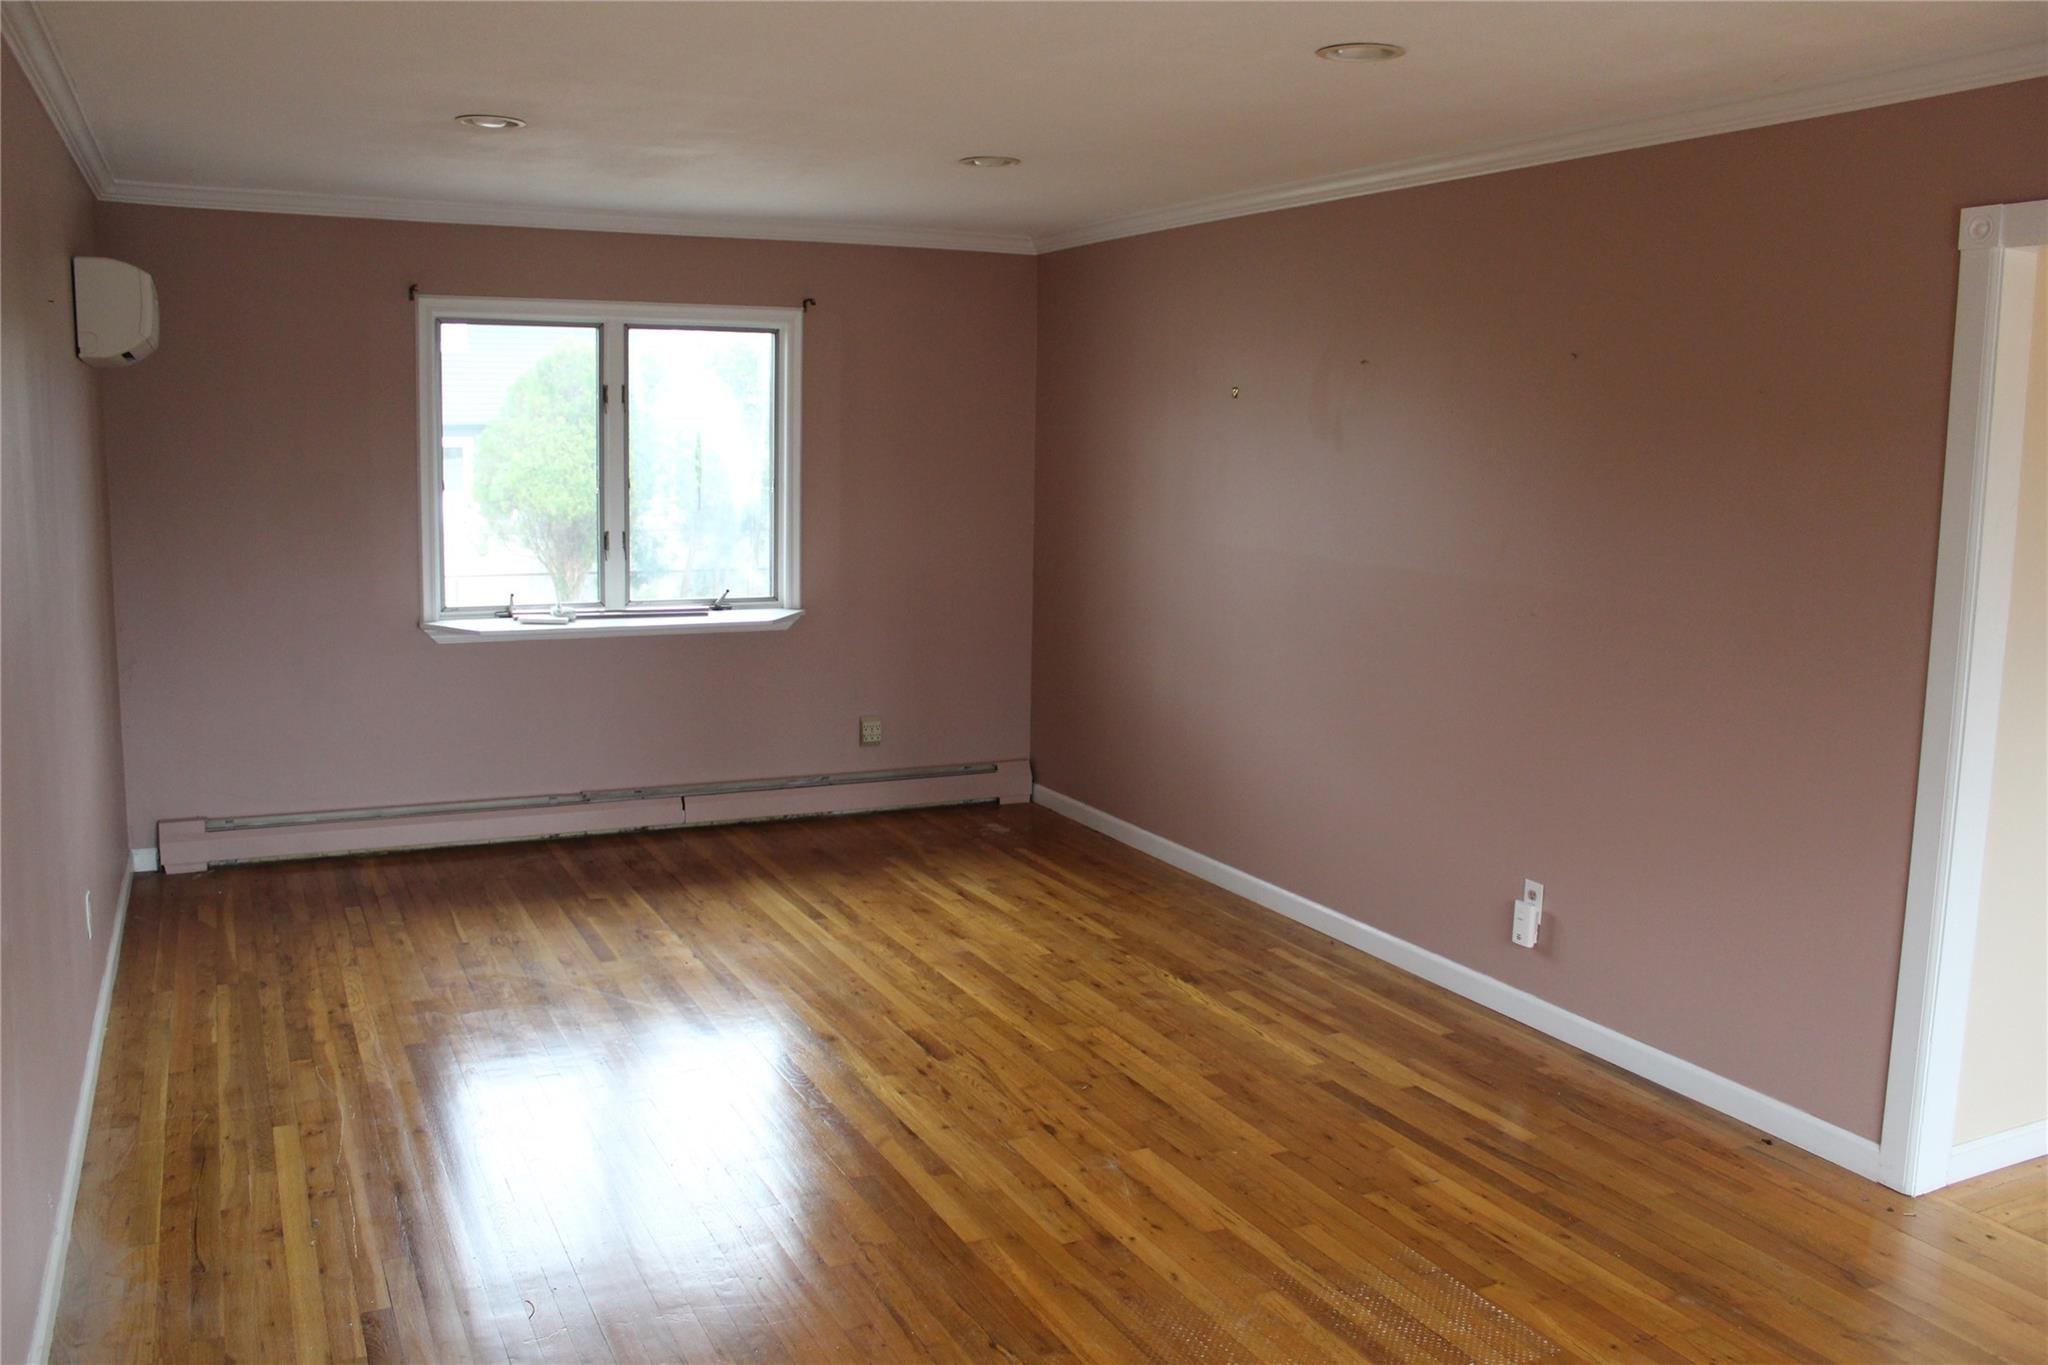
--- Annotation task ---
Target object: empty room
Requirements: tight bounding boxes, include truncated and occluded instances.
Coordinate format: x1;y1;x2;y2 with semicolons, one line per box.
4;2;2047;1360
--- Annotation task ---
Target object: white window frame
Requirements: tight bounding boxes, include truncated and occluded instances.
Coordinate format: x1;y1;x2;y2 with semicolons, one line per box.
416;294;802;640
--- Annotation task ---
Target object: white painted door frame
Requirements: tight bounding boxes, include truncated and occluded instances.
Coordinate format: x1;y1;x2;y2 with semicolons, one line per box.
1879;200;2046;1197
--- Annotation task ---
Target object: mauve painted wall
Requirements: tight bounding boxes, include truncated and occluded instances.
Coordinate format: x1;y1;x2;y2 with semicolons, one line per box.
1;47;131;1362
1031;79;2048;1141
95;206;1035;847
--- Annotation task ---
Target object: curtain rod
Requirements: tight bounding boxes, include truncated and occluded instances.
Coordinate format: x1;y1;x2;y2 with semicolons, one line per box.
405;283;817;310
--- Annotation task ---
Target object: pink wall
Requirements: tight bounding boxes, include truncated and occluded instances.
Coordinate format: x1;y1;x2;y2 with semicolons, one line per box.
31;54;2048;1172
1;47;132;1361
1031;79;2048;1141
94;206;1035;846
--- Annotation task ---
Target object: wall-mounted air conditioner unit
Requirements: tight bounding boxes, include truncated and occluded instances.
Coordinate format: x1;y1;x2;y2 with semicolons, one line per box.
72;256;157;367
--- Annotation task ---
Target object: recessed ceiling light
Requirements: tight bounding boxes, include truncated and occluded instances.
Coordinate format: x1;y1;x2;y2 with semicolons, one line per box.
1316;42;1406;62
958;155;1021;168
455;113;527;131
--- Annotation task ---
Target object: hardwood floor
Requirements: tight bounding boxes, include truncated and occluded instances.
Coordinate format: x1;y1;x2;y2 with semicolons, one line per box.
51;804;2048;1363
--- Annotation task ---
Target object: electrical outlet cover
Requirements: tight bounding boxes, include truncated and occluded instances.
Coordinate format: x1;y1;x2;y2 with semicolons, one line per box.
1511;898;1541;948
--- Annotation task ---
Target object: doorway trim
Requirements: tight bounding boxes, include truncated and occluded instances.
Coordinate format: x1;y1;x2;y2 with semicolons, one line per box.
1879;200;2045;1196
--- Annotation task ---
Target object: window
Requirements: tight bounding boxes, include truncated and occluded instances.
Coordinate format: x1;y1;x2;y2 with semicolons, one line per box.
417;295;800;638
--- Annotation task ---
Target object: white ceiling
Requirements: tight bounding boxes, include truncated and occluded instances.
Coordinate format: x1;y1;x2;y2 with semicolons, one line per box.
11;1;2047;253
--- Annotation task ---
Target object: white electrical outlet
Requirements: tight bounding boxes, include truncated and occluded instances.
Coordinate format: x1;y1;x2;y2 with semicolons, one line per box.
84;888;93;939
1522;878;1544;911
1512;898;1541;948
859;715;883;746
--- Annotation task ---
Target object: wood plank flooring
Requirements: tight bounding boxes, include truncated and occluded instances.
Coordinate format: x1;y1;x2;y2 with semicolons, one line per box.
50;804;2048;1362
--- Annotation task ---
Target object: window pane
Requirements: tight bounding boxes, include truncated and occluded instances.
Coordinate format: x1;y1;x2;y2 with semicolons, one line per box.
626;327;776;602
439;321;600;609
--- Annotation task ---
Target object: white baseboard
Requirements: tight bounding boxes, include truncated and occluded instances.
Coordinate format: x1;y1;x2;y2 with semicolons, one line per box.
130;847;157;874
25;860;134;1365
1947;1120;2048;1185
1032;786;1884;1181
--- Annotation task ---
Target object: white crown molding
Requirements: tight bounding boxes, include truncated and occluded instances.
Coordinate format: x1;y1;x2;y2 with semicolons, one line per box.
2;1;1031;254
1034;42;2048;254
8;0;2043;261
1;0;112;194
95;177;1040;255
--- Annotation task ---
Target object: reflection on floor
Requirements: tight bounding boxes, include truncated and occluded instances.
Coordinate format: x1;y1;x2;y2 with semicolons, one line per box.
51;805;2048;1362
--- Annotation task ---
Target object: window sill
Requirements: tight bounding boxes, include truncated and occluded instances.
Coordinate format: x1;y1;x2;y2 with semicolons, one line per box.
422;608;803;643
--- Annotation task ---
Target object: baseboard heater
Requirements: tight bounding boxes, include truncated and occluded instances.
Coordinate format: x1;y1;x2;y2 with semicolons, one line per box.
156;759;1031;873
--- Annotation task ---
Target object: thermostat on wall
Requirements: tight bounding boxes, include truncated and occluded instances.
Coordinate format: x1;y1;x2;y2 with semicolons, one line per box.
72;256;158;367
